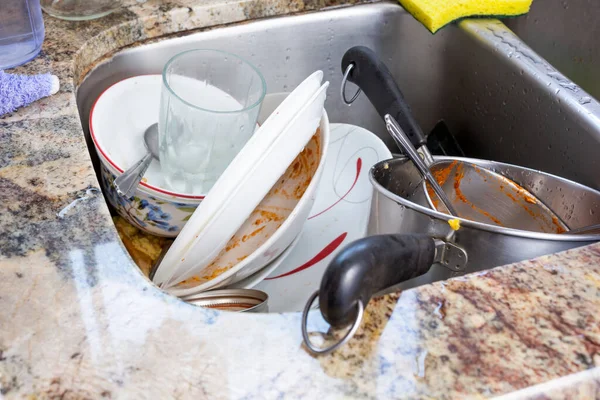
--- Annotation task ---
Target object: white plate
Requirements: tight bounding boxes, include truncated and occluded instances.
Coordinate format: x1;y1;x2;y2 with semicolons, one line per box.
90;75;263;200
165;113;329;296
91;75;183;195
154;74;329;288
253;123;392;312
203;231;303;291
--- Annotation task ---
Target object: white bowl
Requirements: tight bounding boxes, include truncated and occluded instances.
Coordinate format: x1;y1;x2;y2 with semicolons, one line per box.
91;73;330;293
155;77;328;287
90;75;204;237
166;109;330;295
90;75;319;238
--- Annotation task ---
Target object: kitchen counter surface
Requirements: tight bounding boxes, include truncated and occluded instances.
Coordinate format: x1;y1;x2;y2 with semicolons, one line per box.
1;1;599;398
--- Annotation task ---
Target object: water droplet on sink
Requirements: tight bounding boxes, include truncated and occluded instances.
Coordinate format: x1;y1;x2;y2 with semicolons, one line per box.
579;97;592;105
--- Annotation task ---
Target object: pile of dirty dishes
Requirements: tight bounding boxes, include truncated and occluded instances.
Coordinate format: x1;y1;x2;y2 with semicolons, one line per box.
91;49;270;237
92;69;330;296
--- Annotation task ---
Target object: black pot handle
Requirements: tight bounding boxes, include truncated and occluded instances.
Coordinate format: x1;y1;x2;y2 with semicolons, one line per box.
341;46;427;148
318;234;435;329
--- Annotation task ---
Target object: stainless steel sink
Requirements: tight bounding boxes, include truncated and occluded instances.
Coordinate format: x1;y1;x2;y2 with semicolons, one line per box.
506;0;600;101
77;1;600;191
76;1;600;299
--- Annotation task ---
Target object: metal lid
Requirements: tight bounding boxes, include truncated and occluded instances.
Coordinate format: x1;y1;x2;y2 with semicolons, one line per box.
185;289;268;313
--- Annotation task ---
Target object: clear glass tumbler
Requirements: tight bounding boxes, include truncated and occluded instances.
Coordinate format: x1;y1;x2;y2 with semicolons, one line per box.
158;49;266;195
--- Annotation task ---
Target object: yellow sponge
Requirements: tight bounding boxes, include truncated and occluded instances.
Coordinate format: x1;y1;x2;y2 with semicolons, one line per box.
398;0;533;33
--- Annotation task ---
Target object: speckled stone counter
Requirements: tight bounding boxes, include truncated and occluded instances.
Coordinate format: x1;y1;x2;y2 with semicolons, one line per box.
1;1;599;398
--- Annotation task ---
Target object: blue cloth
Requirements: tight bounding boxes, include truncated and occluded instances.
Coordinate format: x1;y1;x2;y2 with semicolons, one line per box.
0;70;55;116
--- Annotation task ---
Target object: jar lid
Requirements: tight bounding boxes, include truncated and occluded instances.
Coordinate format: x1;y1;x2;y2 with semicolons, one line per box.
185;289;268;313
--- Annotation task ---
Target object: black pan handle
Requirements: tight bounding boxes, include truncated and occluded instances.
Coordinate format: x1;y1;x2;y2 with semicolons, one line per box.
341;46;427;148
318;234;435;328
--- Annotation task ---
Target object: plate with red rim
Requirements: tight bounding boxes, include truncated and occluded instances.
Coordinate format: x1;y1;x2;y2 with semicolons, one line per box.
90;75;206;200
249;123;392;312
89;73;323;241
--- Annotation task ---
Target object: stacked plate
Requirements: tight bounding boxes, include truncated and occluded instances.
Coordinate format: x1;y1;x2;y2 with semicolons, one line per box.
152;72;331;297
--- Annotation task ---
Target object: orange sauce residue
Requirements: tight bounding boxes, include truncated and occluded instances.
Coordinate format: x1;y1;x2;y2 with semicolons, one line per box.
179;276;201;285
453;164;502;225
524;194;537;204
426;184;441;210
499;186;517;203
429;161;567;233
483;212;503;226
452;163;467;202
513;183;538;205
447;162;503;225
241;225;265;242
521;204;538;219
427;160;459;211
498;178;548;223
433;160;458;186
248;225;265;241
553;216;567;234
203;267;229;281
471;165;489;182
177;131;323;287
259;210;286;223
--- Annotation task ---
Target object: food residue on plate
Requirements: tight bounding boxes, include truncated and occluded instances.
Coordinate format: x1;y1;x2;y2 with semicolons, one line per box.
113;216;170;277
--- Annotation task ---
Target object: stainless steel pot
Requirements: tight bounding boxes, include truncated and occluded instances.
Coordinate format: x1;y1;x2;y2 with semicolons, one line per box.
368;155;600;292
302;45;600;355
301;156;600;354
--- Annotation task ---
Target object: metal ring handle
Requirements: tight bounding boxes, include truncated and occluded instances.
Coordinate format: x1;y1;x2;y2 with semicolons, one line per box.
340;63;362;105
301;290;364;355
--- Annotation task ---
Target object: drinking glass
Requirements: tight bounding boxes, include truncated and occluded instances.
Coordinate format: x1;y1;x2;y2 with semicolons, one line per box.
158;49;266;195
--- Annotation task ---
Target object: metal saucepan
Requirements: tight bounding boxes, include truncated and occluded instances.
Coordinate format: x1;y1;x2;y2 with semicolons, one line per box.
368;155;600;288
301;47;600;355
340;45;575;234
384;114;571;234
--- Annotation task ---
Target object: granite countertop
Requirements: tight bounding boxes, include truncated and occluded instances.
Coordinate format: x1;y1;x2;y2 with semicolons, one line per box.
1;0;599;398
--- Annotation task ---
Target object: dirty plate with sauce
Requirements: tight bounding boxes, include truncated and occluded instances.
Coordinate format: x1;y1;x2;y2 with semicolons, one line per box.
153;76;330;294
167;123;329;296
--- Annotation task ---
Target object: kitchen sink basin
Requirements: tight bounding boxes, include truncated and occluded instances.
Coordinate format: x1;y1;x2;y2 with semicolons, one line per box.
78;1;600;191
76;1;600;310
506;0;600;102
